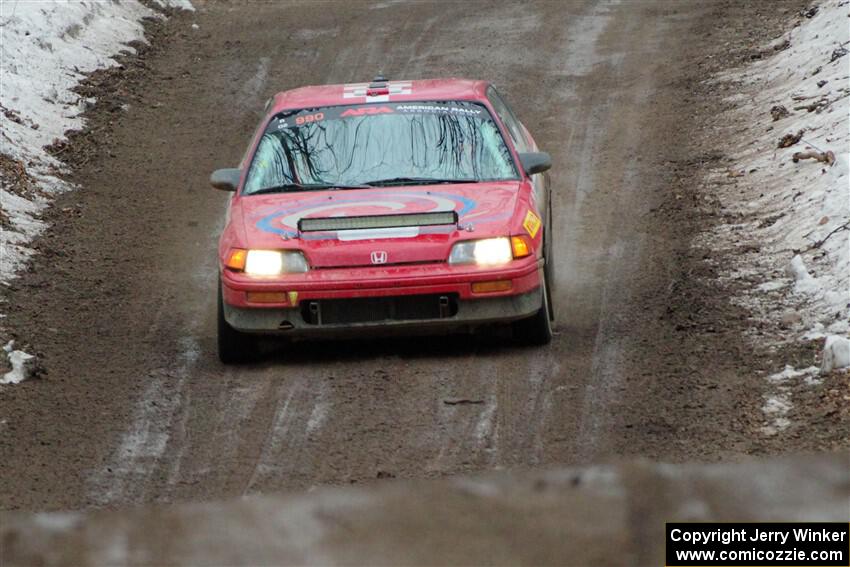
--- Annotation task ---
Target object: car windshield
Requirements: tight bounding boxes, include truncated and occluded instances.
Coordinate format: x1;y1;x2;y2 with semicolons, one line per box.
243;101;518;194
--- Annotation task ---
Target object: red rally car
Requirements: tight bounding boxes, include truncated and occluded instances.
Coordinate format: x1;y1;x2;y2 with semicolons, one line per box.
212;76;554;363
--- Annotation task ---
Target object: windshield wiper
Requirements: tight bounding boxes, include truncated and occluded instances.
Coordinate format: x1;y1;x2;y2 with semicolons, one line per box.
360;177;480;187
250;178;481;194
249;182;370;195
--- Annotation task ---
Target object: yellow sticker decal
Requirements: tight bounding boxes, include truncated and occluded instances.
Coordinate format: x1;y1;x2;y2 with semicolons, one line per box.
287;291;299;305
523;210;541;239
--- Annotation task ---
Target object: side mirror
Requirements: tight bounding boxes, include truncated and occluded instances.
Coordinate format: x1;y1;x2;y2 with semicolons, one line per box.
210;168;241;192
518;152;552;176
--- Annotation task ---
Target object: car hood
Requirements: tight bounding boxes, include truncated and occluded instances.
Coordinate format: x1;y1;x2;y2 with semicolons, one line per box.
235;182;521;268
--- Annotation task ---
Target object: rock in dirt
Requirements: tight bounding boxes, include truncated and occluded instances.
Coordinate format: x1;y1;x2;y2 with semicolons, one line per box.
829;46;848;63
792;149;836;165
770;104;790;121
778;130;804;148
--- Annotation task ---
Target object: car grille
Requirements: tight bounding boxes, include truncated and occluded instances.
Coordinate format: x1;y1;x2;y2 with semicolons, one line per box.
301;294;458;325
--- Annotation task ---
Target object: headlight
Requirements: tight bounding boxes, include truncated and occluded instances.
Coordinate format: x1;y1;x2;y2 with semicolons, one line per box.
244;250;309;275
448;237;513;266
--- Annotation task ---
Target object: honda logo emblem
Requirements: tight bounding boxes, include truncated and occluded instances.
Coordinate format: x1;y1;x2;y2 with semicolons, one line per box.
370;251;388;265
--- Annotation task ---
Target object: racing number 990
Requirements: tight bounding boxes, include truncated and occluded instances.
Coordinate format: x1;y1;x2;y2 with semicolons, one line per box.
295;112;324;126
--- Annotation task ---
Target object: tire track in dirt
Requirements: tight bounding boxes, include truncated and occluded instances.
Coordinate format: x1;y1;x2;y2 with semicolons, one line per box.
87;336;199;506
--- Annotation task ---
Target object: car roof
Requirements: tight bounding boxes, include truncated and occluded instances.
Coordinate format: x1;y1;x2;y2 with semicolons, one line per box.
267;78;492;114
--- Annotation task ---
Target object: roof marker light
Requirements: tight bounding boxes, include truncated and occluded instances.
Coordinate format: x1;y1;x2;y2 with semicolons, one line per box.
367;73;389;96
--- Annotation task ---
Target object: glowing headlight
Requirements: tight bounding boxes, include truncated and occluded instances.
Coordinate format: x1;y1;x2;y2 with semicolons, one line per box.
244;250;309;275
448;237;513;266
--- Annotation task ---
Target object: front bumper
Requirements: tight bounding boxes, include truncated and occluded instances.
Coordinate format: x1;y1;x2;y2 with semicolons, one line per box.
224;286;542;337
221;258;543;337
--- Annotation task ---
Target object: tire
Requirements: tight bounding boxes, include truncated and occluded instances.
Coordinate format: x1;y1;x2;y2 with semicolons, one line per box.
512;275;553;346
217;283;258;364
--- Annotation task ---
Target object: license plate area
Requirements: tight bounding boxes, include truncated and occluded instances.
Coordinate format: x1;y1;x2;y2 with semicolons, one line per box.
301;294;459;325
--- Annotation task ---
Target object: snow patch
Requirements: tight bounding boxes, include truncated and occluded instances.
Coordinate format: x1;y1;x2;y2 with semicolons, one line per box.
474;400;497;444
153;0;196;11
306;401;329;435
1;340;35;385
821;335;850;373
787;255;820;295
759;364;820;435
0;0;191;283
700;0;849;358
766;364;821;384
757;280;786;292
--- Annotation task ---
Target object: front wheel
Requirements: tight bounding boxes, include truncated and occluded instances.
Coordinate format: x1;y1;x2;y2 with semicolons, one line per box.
218;283;258;364
512;277;553;346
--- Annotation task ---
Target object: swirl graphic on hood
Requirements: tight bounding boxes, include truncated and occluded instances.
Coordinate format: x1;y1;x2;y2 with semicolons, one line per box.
255;191;477;237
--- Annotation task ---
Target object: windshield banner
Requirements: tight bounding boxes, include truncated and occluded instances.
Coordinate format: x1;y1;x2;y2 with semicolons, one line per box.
271;101;487;131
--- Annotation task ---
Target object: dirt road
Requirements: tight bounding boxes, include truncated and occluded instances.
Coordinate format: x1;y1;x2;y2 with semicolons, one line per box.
0;0;791;510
